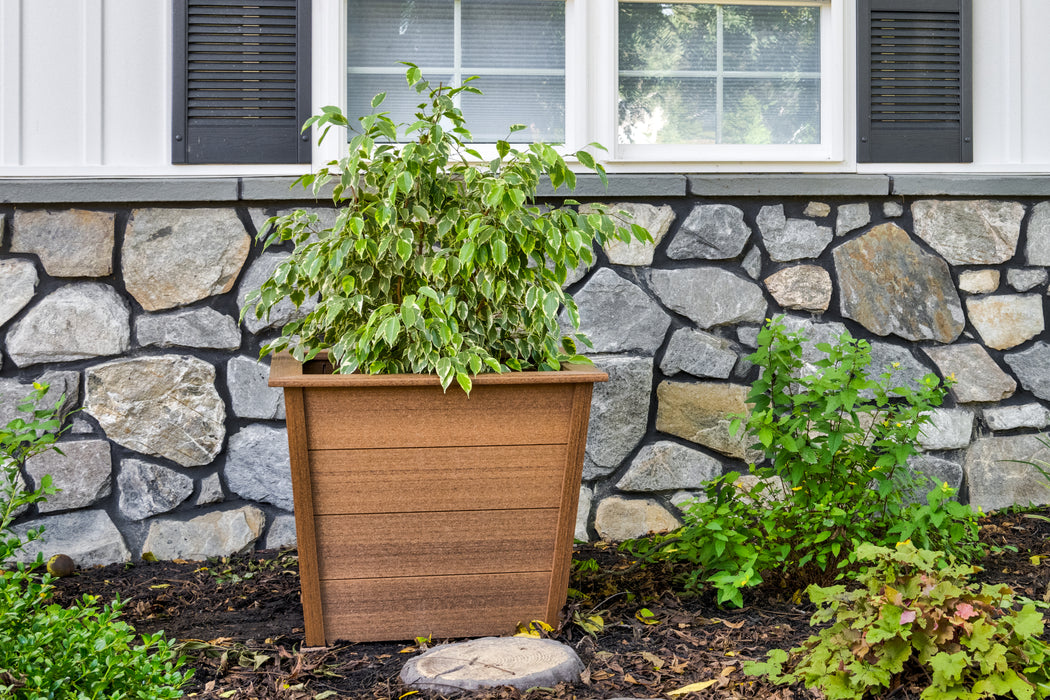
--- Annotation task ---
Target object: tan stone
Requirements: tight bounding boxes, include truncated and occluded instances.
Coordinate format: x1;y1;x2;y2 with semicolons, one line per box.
655;381;756;461
924;344;1016;403
142;506;266;561
957;269;1000;294
804;202;831;218
594;496;679;541
764;264;832;312
582;202;675;266
966;294;1044;350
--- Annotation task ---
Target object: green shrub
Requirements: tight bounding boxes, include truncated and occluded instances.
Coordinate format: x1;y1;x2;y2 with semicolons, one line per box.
0;384;191;699
744;542;1050;700
623;317;980;606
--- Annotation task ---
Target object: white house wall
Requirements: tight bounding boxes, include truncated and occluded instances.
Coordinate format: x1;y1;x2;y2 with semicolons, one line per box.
0;0;1048;175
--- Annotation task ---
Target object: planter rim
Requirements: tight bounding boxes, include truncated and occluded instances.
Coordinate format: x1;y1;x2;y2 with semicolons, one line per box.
268;351;609;388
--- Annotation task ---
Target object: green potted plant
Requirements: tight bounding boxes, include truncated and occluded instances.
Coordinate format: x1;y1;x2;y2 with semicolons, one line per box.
248;65;649;645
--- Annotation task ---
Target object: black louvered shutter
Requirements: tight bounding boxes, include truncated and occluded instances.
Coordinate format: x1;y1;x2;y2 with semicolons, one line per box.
173;0;311;164
857;0;971;163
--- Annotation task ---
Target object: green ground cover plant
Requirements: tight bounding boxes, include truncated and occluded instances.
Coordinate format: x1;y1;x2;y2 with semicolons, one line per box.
0;384;190;699
624;317;981;607
744;542;1050;700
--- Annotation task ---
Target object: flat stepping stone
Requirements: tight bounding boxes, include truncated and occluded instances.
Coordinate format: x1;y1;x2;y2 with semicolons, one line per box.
400;636;583;693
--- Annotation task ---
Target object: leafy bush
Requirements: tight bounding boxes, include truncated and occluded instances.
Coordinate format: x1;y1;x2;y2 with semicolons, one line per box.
744;542;1050;700
248;64;648;393
623;317;980;606
0;384;191;699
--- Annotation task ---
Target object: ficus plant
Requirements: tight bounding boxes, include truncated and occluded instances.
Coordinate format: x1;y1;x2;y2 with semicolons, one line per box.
245;63;650;393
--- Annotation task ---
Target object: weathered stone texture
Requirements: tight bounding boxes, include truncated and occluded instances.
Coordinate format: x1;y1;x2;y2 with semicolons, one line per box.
25;440;112;513
11;209;114;277
118;458;194;521
660;328;737;379
883;201;904;218
196;473;225;506
5;283;130;366
868;341;934;393
834;223;964;343
228;356;285;420
582;203;674;265
594;496;679;541
666;204;750;260
0;259;38;328
741;246;763;279
764;218;834;262
563;268;670;354
965;434;1050;512
225;424;293;511
957;269;1000;294
237;252;317;334
912;200;1025;265
136;307;241;350
124;208;250;311
918;408;974;451
582;356;653;478
263;514;297;550
836;203;870;236
984;403;1050;431
1025;201;1050;265
966;295;1044;350
11;510;130;566
85;355;225;467
616;441;722;492
142;506;266;561
924;344;1016;403
804;201;830;218
1004;342;1050;401
0;372;79;429
655;381;755;460
574;486;593;542
906;454;964;503
764;265;832;312
651;267;766;329
1007;268;1047;292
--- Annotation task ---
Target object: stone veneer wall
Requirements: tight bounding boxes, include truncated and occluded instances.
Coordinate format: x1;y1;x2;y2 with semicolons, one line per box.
3;175;1050;566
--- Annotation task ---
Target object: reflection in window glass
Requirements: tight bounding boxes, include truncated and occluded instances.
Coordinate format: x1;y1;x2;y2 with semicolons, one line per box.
347;0;565;143
618;2;820;146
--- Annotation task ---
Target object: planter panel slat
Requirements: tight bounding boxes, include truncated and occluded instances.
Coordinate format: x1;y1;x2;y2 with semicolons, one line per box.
318;572;552;642
313;508;559;579
302;383;574;449
308;444;566;515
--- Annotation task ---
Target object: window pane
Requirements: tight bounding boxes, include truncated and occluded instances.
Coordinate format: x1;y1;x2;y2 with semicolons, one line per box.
347;74;453;135
462;75;565;143
619;77;716;145
722;6;819;73
347;0;453;66
723;78;820;145
619;3;717;72
462;0;564;70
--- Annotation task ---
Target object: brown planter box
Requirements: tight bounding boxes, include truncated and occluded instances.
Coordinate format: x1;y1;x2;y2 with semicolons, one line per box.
269;352;607;645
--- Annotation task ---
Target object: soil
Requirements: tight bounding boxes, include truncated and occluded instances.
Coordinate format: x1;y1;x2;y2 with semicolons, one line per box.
47;506;1050;700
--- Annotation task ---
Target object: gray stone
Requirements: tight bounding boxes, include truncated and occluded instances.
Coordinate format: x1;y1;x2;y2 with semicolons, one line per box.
778;316;849;366
401;637;584;693
660;328;737;379
5;283;130;367
965;434;1050;512
118;458;194;521
617;441;722;492
10;510;130;567
836;203;870;236
666;204;750;260
957;269;1000;294
237;252;317;334
868;341;934;392
581;203;674;266
70;417;95;435
563;268;670;355
562;256;593;287
756;205;787;239
984;403;1050;431
123;208;250;311
11;209;114;277
804;201;831;218
142;505;266;561
906;454;964;502
227;356;285;420
594;496;679;541
912;200;1025;265
135;307;241;350
85;355;225;467
1005;343;1050;401
764;265;832;312
655;381;755;461
924;344;1016;403
670;490;705;511
0;258;37;328
918;408;974;451
1025;201;1050;265
966;294;1044;350
762;209;834;262
582;356;653;478
883;201;904;218
195;473;225;506
1007;268;1048;292
25;440;112;513
0;371;79;429
651;267;766;329
741;246;763;279
737;325;761;349
11;473;29;519
574;486;592;542
263;513;297;550
834;223;964;343
225;424;293;511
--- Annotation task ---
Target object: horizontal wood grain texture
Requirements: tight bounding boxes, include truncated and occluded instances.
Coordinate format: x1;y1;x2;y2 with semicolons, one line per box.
314;509;558;580
308;444;567;515
303;383;574;449
319;572;552;642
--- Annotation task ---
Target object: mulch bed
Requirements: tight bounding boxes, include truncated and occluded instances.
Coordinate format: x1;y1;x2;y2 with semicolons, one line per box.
48;506;1050;699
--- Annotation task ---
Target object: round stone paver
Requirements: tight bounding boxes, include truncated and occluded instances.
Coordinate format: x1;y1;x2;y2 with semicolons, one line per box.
400;637;583;693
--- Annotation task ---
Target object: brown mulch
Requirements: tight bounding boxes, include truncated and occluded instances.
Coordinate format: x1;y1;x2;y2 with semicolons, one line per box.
47;506;1050;700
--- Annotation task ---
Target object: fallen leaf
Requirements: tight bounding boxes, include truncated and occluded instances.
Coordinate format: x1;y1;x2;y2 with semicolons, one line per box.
641;651;664;670
667;679;718;695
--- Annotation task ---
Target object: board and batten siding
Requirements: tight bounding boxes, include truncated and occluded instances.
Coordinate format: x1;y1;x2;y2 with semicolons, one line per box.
1;0;1049;176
